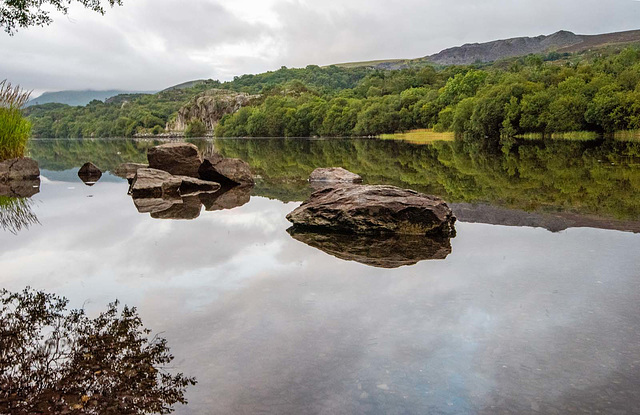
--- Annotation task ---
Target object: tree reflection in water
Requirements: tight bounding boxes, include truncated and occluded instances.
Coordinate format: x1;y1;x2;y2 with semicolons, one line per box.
0;197;40;235
0;288;196;414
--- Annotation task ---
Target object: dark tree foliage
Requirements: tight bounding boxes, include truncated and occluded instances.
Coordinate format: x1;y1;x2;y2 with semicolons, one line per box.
1;0;123;34
0;287;196;414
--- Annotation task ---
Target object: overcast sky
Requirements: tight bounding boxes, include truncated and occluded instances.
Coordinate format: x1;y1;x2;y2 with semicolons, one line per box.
2;0;640;95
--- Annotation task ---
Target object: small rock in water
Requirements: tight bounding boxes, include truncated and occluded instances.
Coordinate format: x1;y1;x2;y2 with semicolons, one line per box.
78;162;102;186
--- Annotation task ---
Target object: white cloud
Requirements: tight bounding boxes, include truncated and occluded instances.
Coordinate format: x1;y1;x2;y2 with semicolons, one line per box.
1;0;639;92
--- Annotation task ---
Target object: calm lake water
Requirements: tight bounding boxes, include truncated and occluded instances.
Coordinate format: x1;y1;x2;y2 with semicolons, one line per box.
2;137;640;414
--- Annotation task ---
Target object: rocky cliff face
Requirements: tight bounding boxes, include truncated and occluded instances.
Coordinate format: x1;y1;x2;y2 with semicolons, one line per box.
428;31;582;65
167;89;259;132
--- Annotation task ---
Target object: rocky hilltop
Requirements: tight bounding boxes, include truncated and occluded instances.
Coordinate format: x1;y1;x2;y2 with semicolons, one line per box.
428;30;581;65
336;29;640;68
166;89;260;133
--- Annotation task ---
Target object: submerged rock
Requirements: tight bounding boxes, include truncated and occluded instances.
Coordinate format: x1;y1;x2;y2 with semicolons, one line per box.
287;185;456;236
309;167;362;184
113;163;147;181
199;154;253;186
0;157;40;182
148;143;202;177
77;162;102;185
288;230;452;268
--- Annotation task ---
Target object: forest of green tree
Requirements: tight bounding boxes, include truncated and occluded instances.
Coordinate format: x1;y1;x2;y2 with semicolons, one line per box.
24;47;640;140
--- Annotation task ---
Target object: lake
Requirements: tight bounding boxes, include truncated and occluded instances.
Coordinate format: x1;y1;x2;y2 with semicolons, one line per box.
2;137;640;414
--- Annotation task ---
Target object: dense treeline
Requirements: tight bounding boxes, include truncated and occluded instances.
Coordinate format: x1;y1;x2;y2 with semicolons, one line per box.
24;66;370;138
24;47;640;139
216;49;640;138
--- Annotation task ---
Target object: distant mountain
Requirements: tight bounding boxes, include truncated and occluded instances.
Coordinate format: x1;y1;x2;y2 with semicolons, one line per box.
336;29;640;69
26;89;155;107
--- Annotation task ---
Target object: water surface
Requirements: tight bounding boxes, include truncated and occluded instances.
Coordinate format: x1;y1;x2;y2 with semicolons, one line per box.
1;138;640;414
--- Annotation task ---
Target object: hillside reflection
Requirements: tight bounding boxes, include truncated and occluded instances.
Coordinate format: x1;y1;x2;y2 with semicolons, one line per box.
30;137;640;223
0;288;196;414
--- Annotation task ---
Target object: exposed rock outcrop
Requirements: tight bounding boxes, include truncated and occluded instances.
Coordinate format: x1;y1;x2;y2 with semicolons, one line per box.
166;89;259;132
199;154;254;186
78;162;102;185
0;158;40;182
309;167;362;184
147;143;202;177
287;185;456;236
288;230;452;268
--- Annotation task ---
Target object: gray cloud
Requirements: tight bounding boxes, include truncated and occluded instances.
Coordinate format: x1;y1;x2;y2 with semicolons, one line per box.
1;0;639;93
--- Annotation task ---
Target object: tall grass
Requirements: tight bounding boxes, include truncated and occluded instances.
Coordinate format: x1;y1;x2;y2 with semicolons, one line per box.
0;196;40;234
0;80;32;161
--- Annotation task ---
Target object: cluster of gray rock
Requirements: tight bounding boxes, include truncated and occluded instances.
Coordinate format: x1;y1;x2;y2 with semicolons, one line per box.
0;157;40;197
120;143;254;220
285;167;457;268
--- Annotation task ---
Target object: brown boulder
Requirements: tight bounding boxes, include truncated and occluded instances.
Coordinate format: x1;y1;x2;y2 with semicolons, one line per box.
199;154;253;186
0;158;40;182
287;185;456;236
288;230;452;268
147;143;202;177
309;167;362;184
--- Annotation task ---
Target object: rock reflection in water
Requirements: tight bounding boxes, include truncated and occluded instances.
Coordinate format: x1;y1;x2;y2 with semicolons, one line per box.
199;185;251;212
0;178;40;198
132;185;253;219
0;288;196;415
287;229;452;268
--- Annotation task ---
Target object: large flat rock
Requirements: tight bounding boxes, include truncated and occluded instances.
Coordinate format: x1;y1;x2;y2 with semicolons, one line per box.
287;185;456;236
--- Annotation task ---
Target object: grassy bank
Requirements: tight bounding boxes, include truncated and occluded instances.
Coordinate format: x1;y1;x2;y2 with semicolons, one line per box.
0;80;31;161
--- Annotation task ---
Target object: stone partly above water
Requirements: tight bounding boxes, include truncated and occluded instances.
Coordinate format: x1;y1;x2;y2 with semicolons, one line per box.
0;157;40;182
287;185;456;236
309;167;363;184
0;157;41;197
129;168;221;199
288;230;452;268
77;162;102;185
147;143;202;177
199;154;254;186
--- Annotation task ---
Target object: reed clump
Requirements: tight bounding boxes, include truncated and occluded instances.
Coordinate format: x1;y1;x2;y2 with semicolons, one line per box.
0;80;32;161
